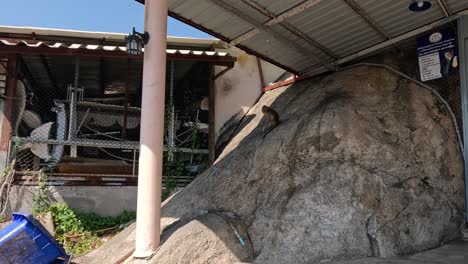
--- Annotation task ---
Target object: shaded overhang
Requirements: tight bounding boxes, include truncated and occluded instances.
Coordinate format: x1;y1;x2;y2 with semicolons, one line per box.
136;0;468;75
0;26;236;67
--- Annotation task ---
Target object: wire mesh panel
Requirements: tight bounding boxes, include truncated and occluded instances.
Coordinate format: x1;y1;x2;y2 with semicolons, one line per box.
411;23;463;143
8;56;211;188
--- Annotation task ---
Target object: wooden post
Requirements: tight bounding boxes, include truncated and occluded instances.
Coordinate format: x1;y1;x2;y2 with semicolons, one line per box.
0;54;18;151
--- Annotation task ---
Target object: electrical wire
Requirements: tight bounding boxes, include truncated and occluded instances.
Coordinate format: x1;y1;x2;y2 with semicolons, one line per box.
97;147;137;163
76;128;138;163
82;125;123;141
0;95;24;100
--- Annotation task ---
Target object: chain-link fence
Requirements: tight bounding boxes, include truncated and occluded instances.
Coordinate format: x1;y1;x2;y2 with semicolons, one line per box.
405;23;463;144
360;23;464;149
9;57;210;187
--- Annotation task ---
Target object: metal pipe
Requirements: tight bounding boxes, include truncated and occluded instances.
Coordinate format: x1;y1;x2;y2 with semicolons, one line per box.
13;136;209;153
134;0;168;258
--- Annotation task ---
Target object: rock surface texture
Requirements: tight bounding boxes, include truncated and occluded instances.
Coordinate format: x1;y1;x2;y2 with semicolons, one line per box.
80;66;465;264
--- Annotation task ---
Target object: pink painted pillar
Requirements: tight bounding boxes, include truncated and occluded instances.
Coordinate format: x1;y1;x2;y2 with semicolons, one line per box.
134;0;168;258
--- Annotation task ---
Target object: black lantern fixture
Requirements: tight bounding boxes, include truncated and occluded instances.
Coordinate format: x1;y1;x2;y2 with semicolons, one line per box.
125;27;149;55
408;0;432;12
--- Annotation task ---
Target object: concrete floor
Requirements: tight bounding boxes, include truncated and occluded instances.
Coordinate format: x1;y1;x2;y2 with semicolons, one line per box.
76;229;468;264
332;229;468;264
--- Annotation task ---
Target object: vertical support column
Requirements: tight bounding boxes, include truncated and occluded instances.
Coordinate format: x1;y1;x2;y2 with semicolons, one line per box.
208;65;216;165
69;57;79;157
0;54;18;152
134;0;168;258
256;58;265;89
122;58;130;140
168;60;175;161
458;16;468;224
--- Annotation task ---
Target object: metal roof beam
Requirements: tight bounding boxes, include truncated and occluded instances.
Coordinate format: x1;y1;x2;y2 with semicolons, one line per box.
39;55;59;91
208;0;335;71
267;0;322;25
343;0;391;39
231;0;323;44
437;0;452;17
237;0;338;59
302;9;468;76
135;0;299;74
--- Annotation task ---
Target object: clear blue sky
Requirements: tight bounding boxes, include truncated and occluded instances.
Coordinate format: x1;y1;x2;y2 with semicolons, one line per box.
0;0;213;38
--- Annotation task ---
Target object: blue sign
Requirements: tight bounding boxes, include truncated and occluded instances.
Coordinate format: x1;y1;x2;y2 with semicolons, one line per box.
417;29;458;81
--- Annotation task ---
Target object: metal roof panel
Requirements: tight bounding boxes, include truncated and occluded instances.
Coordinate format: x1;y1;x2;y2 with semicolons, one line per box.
172;0;258;39
250;0;305;15
151;0;468;74
446;0;468;13
354;0;445;37
286;0;386;57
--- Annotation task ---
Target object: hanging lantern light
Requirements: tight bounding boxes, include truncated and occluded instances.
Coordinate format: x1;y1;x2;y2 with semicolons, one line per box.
125;27;149;55
408;0;432;12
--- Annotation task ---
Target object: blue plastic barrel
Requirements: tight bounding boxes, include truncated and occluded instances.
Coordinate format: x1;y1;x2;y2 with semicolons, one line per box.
0;212;69;264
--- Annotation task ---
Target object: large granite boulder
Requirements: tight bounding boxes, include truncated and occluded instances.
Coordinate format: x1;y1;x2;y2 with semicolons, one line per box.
81;65;465;264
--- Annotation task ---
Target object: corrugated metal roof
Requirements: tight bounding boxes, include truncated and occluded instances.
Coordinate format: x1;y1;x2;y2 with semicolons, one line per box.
0;38;230;57
355;0;446;37
149;0;468;74
0;25;218;49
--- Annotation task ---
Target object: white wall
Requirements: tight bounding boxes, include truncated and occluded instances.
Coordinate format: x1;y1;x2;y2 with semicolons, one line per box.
214;47;286;149
7;186;138;217
260;59;288;86
0;89;8;173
